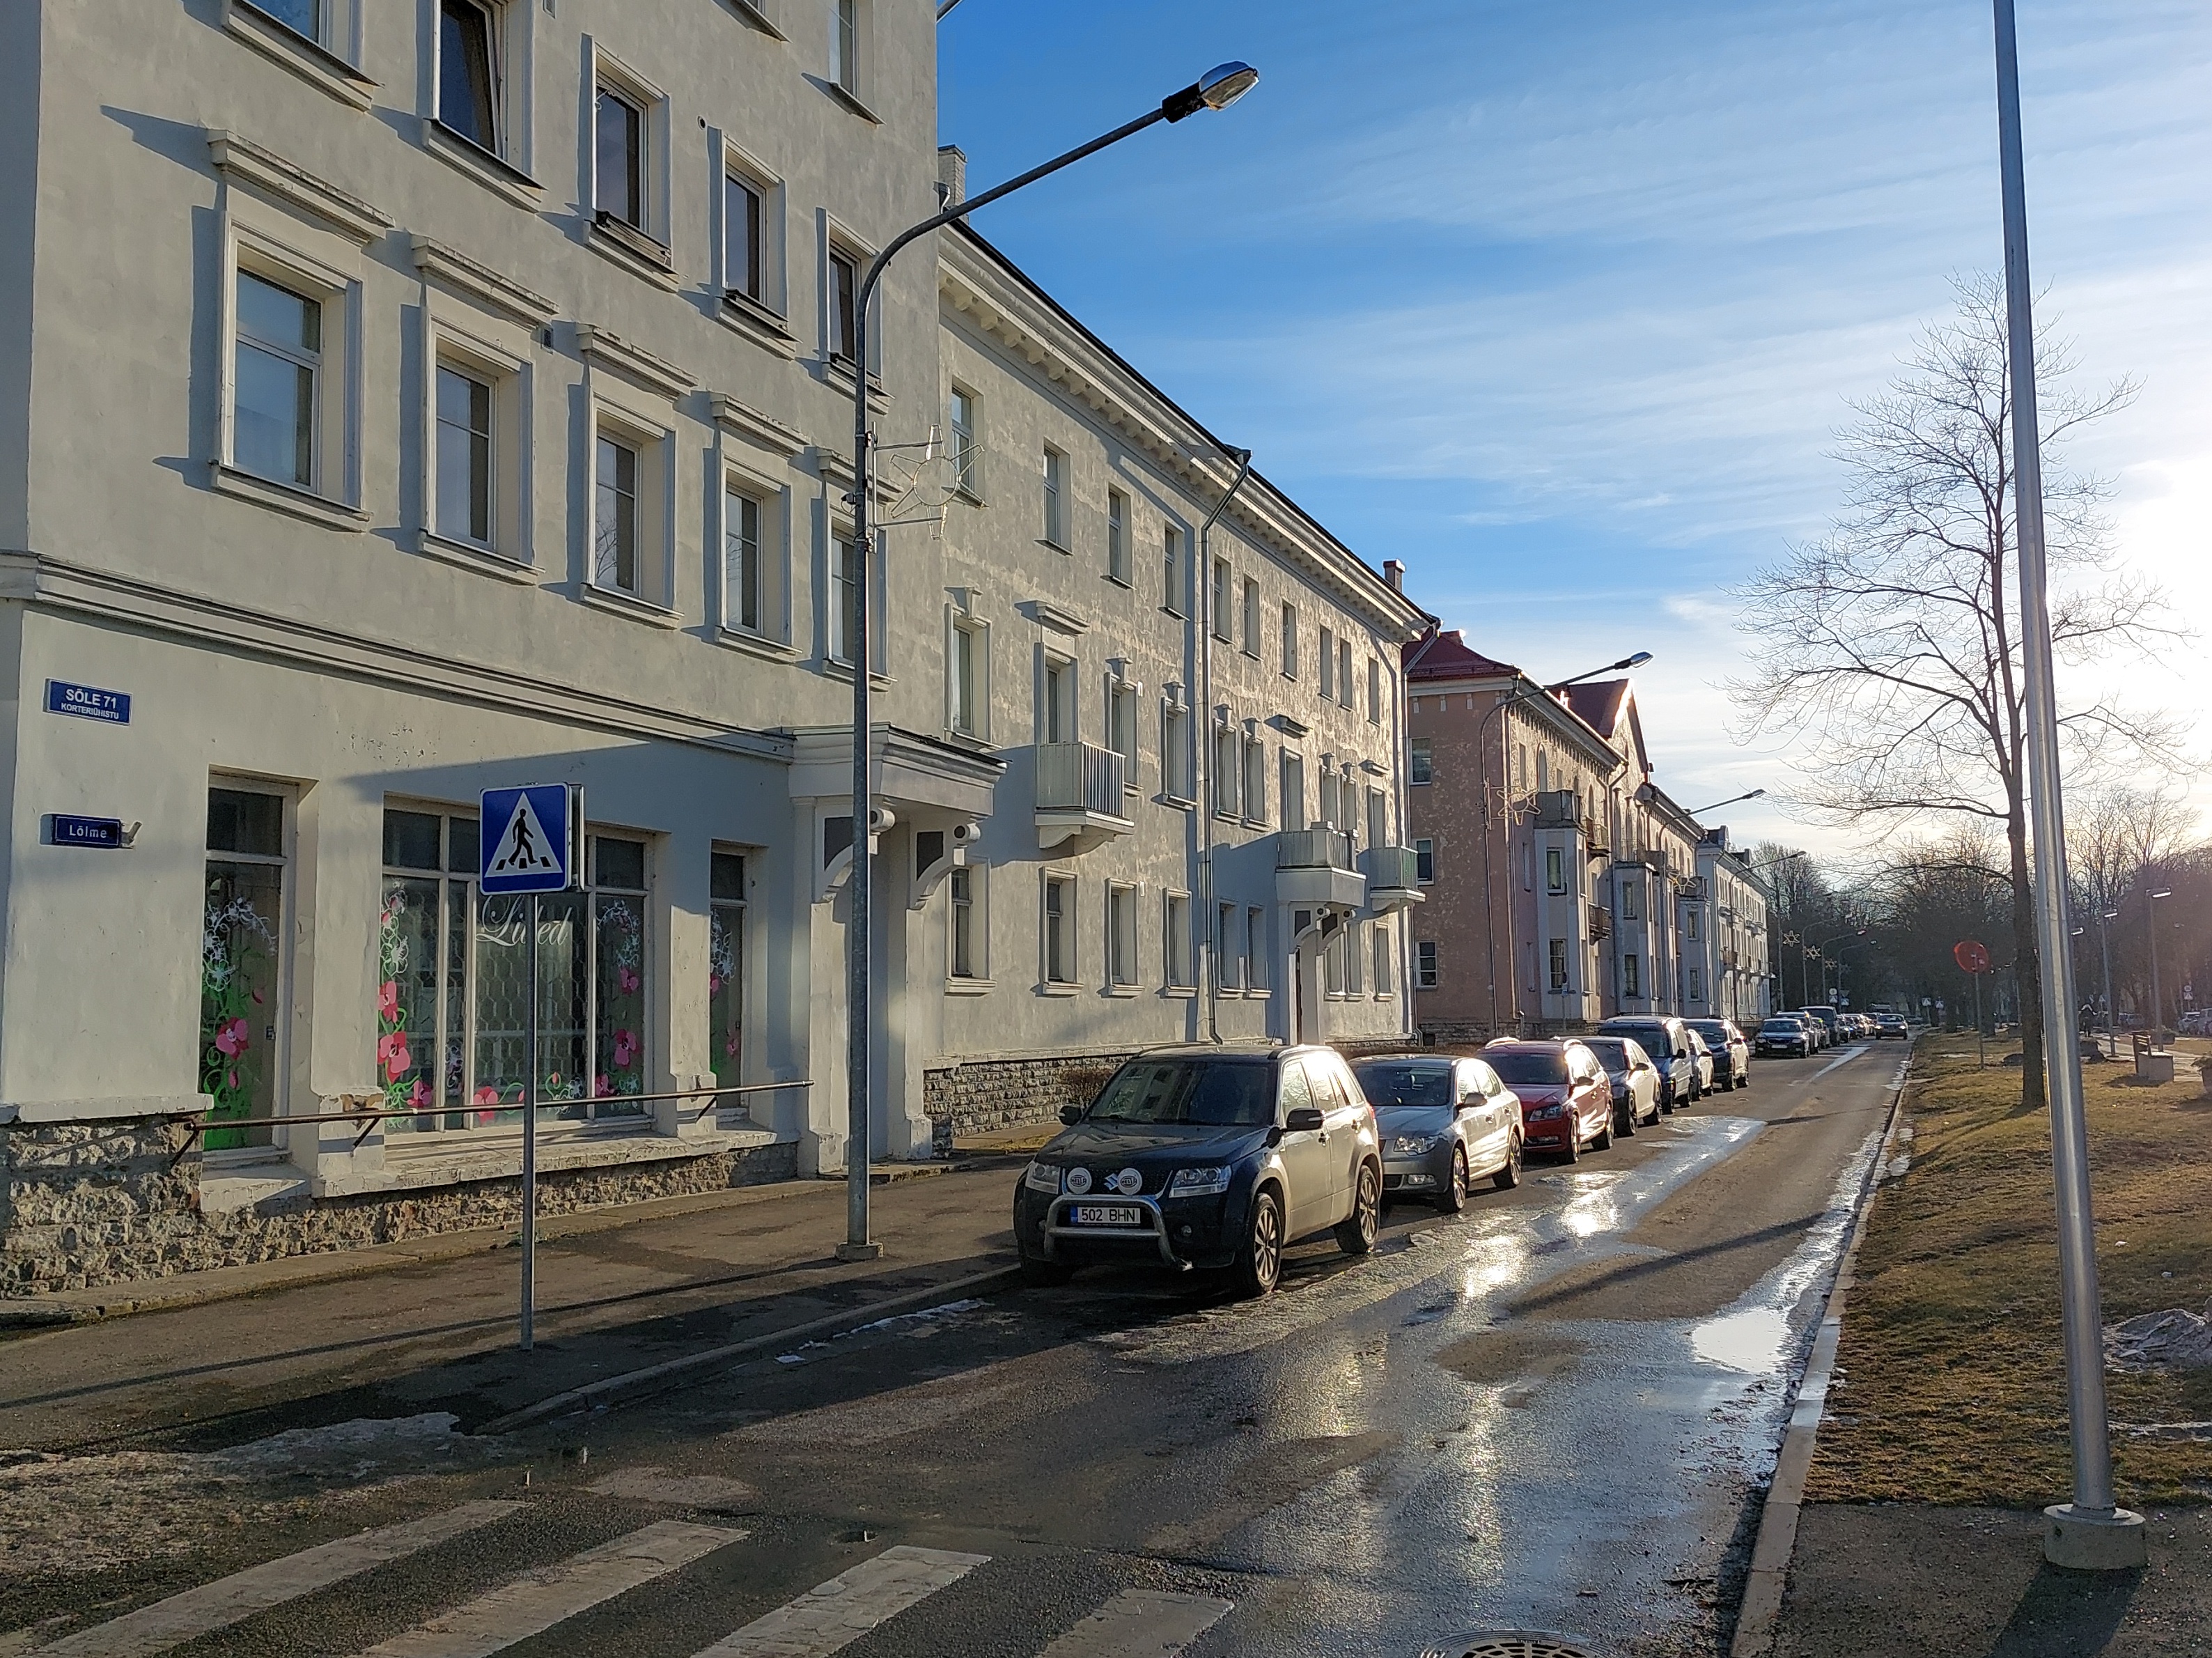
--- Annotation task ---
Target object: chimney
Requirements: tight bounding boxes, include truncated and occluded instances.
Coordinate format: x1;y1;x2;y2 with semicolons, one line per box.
1382;559;1404;593
937;146;967;208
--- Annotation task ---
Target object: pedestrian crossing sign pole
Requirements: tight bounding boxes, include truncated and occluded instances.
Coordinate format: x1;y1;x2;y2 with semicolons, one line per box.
481;784;582;1351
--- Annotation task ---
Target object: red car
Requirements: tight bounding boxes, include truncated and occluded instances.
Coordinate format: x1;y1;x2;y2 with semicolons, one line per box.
1483;1039;1615;1161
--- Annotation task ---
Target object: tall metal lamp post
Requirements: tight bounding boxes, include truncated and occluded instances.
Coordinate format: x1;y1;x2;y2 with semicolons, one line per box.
1991;0;2146;1567
2099;907;2120;1057
2147;888;2173;1039
835;62;1261;1263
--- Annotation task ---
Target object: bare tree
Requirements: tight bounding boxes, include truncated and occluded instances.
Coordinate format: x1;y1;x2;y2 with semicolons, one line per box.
1731;273;2186;1110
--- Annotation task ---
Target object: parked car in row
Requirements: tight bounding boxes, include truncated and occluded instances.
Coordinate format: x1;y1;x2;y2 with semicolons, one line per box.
1593;1016;1702;1106
1874;1013;1909;1039
1578;1035;1666;1132
1757;1016;1816;1057
1483;1039;1617;1161
1686;1018;1751;1090
1013;1044;1381;1296
1349;1053;1523;1212
1802;1005;1841;1044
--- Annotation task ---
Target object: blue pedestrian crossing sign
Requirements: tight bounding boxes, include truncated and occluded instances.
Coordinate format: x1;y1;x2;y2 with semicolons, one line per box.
480;784;581;894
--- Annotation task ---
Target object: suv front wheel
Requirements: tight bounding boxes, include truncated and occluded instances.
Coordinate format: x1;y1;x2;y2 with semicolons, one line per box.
1231;1186;1285;1297
1334;1163;1380;1255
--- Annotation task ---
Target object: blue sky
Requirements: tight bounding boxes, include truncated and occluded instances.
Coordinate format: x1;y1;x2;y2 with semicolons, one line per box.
937;0;2212;858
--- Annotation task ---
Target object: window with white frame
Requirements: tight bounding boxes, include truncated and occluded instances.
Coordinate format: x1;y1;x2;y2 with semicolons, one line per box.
437;0;502;154
1281;601;1298;678
1279;749;1305;831
1686;908;1701;941
1367;658;1382;724
1042;446;1067;548
1241;734;1267;823
722;160;773;308
1623;953;1642;998
830;0;866;97
232;267;326;491
434;362;494;548
203;783;293;1151
1163;525;1185;616
829;534;860;664
1043;873;1075;986
827;244;859;364
1107;488;1129;584
1108;676;1138;780
1210;558;1231;641
593;430;643;595
1042;652;1075;745
710;850;747;1094
1415;837;1435;885
1347;920;1364;995
950;387;979;496
1688;966;1703;1000
949;610;987;738
1240;577;1261;657
1339;774;1360;844
1366;787;1387;851
1373;920;1394;995
1339;638;1355;708
1162;700;1192;800
1164;892;1194;989
594;80;647;231
1410;738;1433;785
724;482;766;634
1621;878;1641;920
1549;937;1569;992
1416;939;1439;989
1107;883;1138;989
1216;902;1239;991
1212;721;1240;819
1324;926;1346;996
1247;906;1266;991
949;864;985;981
1318;626;1335;700
1545;845;1566;894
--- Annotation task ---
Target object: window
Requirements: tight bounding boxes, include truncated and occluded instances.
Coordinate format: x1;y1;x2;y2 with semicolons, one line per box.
1107;488;1130;583
1213;722;1240;819
1339;639;1355;709
1281;602;1298;678
1280;750;1305;831
1247;907;1266;991
1042;447;1066;548
1109;679;1138;778
233;270;321;489
1415;837;1435;885
1242;736;1267;823
827;246;859;363
1240;578;1261;656
724;170;764;303
203;785;290;1151
437;0;499;152
593;434;641;594
1687;909;1701;941
435;364;493;547
949;865;983;980
1368;658;1382;724
1513;743;1527;791
1217;903;1240;991
1162;702;1192;800
719;484;765;633
594;84;645;228
1107;884;1138;989
1415;940;1439;990
1318;626;1335;699
253;0;324;40
710;851;747;1097
1325;926;1346;996
1623;953;1642;998
1549;938;1569;993
830;535;860;663
1163;526;1185;616
1043;654;1075;744
1373;922;1394;995
1410;738;1433;785
1689;967;1703;1000
1043;874;1075;986
1210;559;1231;641
1545;846;1566;894
831;0;862;94
1347;920;1364;995
1339;775;1360;844
1165;892;1194;989
950;388;978;496
1367;788;1387;851
951;616;986;737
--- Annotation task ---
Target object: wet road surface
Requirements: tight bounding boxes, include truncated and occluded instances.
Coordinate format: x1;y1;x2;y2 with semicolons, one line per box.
0;1044;1903;1658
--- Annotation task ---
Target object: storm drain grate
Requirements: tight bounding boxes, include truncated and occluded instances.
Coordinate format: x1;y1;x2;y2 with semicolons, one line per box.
1426;1637;1596;1658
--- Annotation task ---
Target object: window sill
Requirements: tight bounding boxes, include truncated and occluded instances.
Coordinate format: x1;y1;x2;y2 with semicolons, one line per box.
719;292;800;359
822;79;884;124
1104;572;1130;589
1038;982;1080;998
210;463;369;532
1158;793;1195;812
223;1;376;110
1162;607;1186;621
717;0;787;40
416;529;538;582
823;356;891;410
942;728;995;753
577;582;684;629
589;217;680;291
1160;985;1198;1000
1103;985;1139;999
818;658;894;688
951;484;986;507
945;977;992;996
714;626;800;663
1038;538;1070;556
422;119;543;208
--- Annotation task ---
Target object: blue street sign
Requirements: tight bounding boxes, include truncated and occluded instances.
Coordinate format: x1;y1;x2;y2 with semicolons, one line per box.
46;680;130;725
480;785;577;894
52;814;125;849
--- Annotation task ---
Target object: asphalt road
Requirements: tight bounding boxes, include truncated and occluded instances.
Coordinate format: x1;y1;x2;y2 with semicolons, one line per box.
0;1041;1903;1658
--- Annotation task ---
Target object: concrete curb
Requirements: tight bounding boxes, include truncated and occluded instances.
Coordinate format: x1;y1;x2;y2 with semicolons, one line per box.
480;1262;1027;1434
1729;1054;1913;1658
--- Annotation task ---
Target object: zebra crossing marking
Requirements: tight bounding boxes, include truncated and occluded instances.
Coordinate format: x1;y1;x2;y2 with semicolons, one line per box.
689;1544;989;1657
26;1501;524;1658
1036;1589;1235;1657
352;1519;743;1658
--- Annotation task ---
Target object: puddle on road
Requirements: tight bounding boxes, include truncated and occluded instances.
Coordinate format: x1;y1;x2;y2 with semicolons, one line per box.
1690;1307;1792;1373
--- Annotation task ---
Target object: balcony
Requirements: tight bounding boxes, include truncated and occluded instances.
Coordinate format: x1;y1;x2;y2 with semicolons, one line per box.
1277;828;1366;911
1034;742;1132;854
1589;903;1613;941
1681;875;1711;901
1360;844;1425;913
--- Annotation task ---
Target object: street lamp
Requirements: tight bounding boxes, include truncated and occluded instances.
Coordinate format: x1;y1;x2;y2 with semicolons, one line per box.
1545;651;1653;691
836;62;1260;1262
1991;0;2142;1564
2099;908;2120;1057
2148;889;2173;1039
1687;788;1767;815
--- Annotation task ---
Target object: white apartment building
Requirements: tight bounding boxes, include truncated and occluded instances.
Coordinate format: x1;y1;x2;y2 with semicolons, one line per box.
0;1;1424;1295
1690;829;1775;1027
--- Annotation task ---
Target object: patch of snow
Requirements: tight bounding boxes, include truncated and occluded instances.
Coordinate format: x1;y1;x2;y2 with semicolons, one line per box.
2105;1301;2212;1372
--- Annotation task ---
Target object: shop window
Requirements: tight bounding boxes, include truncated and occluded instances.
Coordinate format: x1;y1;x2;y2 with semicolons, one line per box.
202;785;291;1151
710;850;746;1101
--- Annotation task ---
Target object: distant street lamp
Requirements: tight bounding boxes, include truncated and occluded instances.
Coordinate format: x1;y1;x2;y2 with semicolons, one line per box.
836;60;1260;1262
2099;908;2120;1057
2148;888;2174;1037
1546;650;1653;691
1687;788;1767;815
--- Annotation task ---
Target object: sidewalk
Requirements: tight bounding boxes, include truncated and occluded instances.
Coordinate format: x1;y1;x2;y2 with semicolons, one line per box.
0;1161;1024;1453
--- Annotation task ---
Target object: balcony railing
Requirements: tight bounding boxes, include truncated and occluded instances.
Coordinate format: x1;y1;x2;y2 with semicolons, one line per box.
1361;844;1420;892
1035;742;1126;815
1276;828;1355;871
1589;904;1613;941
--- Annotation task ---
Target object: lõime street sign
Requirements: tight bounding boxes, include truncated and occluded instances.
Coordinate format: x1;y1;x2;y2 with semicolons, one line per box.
1954;939;1992;975
479;786;580;894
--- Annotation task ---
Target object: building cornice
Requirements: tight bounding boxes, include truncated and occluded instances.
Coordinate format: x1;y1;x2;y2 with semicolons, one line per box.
410;236;559;327
574;323;696;401
205;130;394;245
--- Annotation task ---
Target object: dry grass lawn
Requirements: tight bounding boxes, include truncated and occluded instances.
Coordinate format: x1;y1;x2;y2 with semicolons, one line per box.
1807;1037;2212;1507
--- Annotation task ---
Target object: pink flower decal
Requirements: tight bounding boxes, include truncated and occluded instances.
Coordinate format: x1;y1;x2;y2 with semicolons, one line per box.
595;1074;609;1097
616;966;641;996
709;974;725;998
474;1086;500;1108
215;1018;251;1057
725;1032;741;1057
378;981;400;1021
407;1078;433;1110
376;1031;412;1081
612;1030;640;1069
228;1069;240;1090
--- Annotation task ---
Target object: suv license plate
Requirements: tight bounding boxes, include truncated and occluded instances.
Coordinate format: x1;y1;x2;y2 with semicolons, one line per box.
1069;1204;1143;1227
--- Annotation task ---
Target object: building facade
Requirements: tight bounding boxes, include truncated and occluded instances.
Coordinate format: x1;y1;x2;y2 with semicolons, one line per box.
1690;829;1775;1026
0;0;1423;1296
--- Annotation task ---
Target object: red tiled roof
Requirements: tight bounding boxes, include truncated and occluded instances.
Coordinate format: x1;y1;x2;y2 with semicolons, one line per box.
1402;628;1519;683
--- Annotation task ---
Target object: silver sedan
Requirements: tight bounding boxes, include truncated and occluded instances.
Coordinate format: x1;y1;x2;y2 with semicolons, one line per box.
1348;1053;1524;1212
1579;1035;1664;1133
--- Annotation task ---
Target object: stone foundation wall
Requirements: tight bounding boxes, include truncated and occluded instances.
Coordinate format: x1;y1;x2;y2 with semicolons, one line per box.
0;1118;797;1299
925;1052;1134;1154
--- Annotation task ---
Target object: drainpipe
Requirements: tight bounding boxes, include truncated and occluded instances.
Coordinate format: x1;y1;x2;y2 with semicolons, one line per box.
1196;447;1254;1044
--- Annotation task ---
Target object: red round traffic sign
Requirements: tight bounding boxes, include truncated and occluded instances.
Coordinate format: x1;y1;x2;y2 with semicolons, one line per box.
1954;939;1991;974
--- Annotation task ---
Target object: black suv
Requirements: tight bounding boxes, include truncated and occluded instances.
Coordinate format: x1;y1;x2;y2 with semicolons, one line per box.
1013;1045;1382;1297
